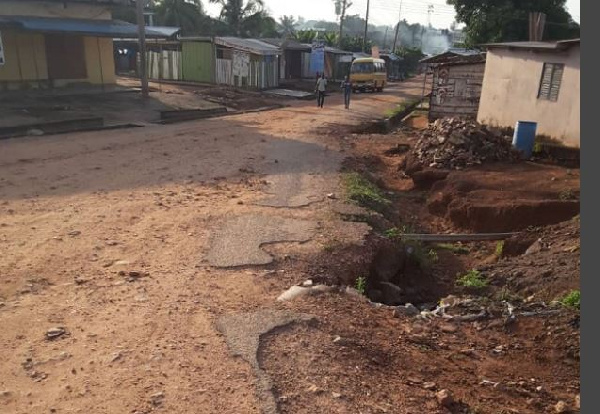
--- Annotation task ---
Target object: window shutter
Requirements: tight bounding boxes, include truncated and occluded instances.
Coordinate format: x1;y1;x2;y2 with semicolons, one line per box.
549;64;564;101
538;63;553;99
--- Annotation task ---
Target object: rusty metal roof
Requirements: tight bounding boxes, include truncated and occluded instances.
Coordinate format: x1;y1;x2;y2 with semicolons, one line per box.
421;49;485;64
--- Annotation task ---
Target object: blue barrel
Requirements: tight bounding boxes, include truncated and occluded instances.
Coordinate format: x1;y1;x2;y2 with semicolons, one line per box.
512;121;538;158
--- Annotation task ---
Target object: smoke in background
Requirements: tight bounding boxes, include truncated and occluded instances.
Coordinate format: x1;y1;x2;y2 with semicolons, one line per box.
395;23;453;54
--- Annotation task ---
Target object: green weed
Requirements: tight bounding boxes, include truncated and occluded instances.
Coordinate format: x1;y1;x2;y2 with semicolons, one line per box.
384;227;402;239
495;241;504;258
427;249;439;262
559;290;580;309
355;276;367;295
456;269;488;288
384;224;415;240
342;173;390;211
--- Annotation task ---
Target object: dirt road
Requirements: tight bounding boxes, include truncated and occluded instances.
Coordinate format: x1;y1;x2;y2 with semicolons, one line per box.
0;79;425;413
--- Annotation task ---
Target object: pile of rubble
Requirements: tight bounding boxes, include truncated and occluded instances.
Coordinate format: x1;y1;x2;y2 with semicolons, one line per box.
411;118;519;170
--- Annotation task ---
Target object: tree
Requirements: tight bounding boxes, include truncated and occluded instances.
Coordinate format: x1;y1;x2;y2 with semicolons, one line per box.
394;46;425;76
209;0;272;37
241;11;279;37
279;15;297;38
334;0;352;47
323;32;338;47
293;29;318;43
112;4;137;24
154;0;205;35
447;0;580;46
339;34;371;52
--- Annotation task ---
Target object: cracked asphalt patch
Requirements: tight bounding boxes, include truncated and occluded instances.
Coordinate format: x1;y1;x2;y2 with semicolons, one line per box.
255;139;342;208
216;310;316;414
206;214;317;267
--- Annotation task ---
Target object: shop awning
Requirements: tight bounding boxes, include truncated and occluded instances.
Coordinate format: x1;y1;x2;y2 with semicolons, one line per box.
0;16;177;38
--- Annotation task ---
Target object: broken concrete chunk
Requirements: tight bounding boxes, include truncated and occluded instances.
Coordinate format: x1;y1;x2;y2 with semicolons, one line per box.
277;285;334;302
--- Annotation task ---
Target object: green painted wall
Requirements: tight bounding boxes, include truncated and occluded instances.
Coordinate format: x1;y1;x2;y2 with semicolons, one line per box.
182;41;214;83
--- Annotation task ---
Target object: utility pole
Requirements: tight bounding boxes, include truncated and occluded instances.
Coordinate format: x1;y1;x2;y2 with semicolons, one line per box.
136;0;149;98
363;0;370;52
392;0;403;53
383;26;389;50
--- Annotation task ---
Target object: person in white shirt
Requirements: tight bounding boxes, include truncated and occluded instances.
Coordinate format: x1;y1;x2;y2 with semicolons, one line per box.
315;74;327;108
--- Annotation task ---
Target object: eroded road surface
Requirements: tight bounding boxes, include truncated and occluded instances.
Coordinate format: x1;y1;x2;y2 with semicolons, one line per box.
0;79;424;413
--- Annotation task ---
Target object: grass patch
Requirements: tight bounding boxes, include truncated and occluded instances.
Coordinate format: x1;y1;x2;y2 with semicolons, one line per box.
456;269;488;288
435;243;470;255
559;290;580;309
384;99;420;118
343;172;390;211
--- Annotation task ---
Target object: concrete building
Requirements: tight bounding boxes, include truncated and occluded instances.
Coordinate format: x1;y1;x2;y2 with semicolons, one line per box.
0;0;166;90
477;39;580;147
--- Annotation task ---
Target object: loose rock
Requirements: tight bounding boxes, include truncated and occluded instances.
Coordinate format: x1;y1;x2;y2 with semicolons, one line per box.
45;327;66;340
554;401;569;413
150;391;164;406
393;303;420;318
436;389;454;407
423;382;437;390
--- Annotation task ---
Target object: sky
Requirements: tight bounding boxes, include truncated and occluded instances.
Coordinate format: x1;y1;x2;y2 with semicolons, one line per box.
205;0;580;30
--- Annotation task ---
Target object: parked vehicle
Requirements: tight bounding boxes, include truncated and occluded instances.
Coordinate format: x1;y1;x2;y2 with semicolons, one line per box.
350;58;387;92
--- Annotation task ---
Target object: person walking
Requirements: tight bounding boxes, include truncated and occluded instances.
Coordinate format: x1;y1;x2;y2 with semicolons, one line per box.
340;76;352;109
315;74;327;108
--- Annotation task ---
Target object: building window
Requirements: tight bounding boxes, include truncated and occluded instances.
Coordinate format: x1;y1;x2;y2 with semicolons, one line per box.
538;62;564;102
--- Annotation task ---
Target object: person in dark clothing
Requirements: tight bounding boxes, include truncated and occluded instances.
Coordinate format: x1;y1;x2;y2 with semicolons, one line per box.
315;74;327;108
340;76;352;109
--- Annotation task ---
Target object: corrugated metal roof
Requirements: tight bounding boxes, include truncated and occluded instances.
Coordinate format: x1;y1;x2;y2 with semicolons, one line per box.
214;37;279;55
420;49;484;64
353;52;370;59
261;38;310;51
144;26;180;38
0;15;173;38
324;46;352;55
483;39;580;50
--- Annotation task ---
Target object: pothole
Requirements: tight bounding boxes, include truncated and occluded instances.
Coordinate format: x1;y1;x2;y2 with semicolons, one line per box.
306;234;444;309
